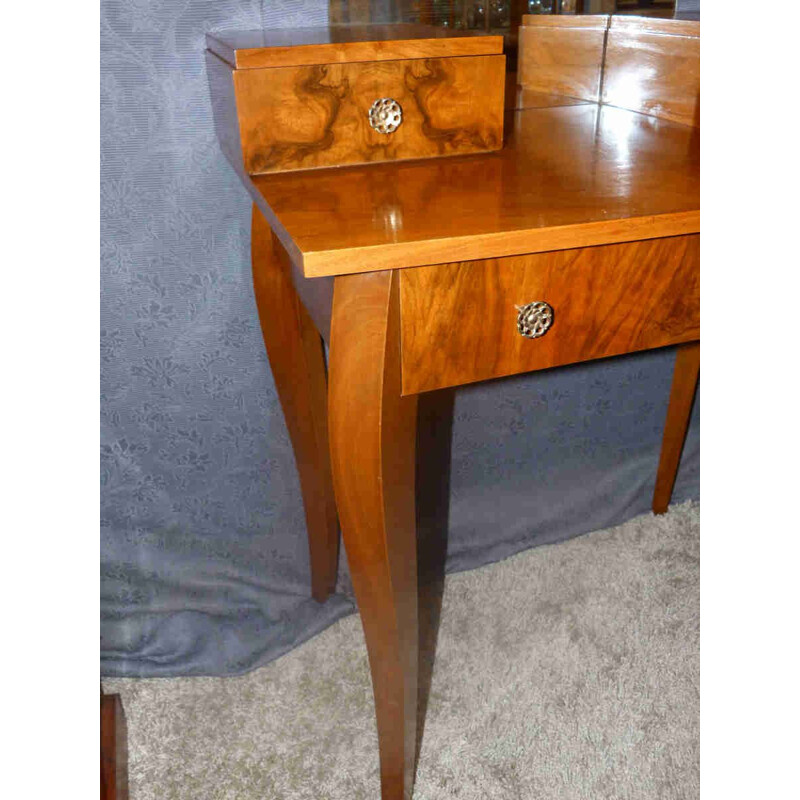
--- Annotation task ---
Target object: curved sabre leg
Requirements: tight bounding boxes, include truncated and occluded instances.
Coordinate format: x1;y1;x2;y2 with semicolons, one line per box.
251;204;339;601
328;270;419;800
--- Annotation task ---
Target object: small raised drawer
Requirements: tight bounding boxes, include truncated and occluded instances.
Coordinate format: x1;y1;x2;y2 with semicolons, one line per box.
399;234;700;395
206;25;506;175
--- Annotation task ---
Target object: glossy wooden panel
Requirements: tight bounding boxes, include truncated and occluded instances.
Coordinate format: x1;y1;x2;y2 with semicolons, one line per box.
207;25;502;69
518;14;608;102
603;16;700;127
513;88;592;110
287;257;334;343
253;104;699;277
517;14;700;126
252;207;339;602
520;13;609;28
234;55;505;175
611;16;701;39
328;270;418;800
653;341;700;514
399;235;699;395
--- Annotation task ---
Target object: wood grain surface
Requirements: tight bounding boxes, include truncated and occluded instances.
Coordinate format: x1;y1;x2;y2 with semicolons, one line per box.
653;341;700;514
399;234;699;395
206;22;704;800
253;104;699;277
235;55;505;174
100;694;128;800
328;270;419;800
207;25;503;69
251;206;339;602
518;14;700;127
518;14;608;102
520;14;610;29
603;16;700;126
513;88;592;110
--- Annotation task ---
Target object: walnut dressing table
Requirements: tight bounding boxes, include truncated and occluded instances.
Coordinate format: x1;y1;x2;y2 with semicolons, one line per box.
206;16;699;800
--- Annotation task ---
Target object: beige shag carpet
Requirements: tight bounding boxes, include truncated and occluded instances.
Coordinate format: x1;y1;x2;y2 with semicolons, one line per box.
104;501;699;800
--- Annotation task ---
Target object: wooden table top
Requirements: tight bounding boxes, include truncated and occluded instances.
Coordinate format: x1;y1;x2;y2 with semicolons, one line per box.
253;103;700;278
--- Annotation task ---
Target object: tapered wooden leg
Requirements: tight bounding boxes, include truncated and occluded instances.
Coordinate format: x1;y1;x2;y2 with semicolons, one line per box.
415;389;454;768
653;342;700;514
251;205;339;602
328;270;419;800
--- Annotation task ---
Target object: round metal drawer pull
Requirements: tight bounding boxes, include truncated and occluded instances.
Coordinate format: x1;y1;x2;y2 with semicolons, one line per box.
368;98;403;134
516;301;554;339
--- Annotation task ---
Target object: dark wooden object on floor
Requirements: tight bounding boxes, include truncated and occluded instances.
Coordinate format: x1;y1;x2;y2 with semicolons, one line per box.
100;693;128;800
206;18;701;800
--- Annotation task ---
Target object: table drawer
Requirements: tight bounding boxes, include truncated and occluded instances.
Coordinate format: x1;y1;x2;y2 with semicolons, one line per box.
399;234;699;395
233;55;505;174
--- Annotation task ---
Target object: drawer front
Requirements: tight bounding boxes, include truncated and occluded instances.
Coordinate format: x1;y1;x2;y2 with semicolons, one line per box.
234;55;505;174
399;234;699;395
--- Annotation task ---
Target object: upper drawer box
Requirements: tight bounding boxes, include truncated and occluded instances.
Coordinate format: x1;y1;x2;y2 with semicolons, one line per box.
206;24;506;175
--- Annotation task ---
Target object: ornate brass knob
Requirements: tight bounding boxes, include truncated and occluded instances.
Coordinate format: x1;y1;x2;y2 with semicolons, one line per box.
516;301;554;339
368;98;403;134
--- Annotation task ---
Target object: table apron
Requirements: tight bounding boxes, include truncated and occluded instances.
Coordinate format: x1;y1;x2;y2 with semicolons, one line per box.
398;234;700;395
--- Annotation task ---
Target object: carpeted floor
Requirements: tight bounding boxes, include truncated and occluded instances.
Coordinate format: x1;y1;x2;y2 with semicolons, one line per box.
103;501;699;800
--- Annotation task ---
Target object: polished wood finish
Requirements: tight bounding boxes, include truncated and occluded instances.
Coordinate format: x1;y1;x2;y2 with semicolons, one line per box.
328;270;418;800
100;694;128;800
414;389;454;771
518;14;608;102
207;25;503;70
253;104;699;277
513;88;591;110
609;15;701;40
207;21;701;799
287;257;335;344
399;234;699;395
234;54;505;175
251;206;339;602
519;14;700;127
603;16;700;127
653;341;700;514
206;25;506;178
520;13;603;28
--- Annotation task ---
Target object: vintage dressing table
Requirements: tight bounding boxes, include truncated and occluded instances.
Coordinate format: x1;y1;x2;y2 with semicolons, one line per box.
206;15;699;799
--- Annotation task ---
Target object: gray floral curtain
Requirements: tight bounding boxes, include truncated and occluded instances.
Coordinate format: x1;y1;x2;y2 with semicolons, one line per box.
101;0;699;677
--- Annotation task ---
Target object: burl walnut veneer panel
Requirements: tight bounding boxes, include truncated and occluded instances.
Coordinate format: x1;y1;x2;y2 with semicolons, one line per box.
234;55;506;174
399;234;699;395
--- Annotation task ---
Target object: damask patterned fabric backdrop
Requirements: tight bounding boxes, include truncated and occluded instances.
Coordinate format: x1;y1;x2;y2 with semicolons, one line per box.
100;0;699;677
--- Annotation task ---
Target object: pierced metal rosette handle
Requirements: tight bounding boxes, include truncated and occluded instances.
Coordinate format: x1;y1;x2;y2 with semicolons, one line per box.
516;301;554;339
368;98;403;134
